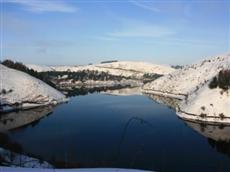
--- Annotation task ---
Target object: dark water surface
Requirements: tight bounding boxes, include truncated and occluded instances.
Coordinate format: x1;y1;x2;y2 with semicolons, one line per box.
1;92;230;171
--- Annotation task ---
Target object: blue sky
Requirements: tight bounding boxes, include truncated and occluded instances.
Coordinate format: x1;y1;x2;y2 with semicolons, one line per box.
1;0;229;65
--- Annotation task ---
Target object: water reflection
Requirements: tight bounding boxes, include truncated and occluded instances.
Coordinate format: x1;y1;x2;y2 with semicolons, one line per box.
184;120;230;157
101;87;142;96
144;93;180;110
0;106;53;132
60;85;138;97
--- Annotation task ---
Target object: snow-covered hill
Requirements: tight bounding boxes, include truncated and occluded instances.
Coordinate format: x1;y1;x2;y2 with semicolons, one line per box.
143;54;230;95
27;61;175;79
0;64;67;111
143;54;230;124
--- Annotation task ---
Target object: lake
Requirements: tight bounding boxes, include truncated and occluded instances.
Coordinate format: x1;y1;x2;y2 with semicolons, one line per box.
1;87;230;172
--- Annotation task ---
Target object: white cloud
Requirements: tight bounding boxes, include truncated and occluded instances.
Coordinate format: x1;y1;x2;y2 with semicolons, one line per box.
129;0;160;12
108;24;174;38
3;0;76;13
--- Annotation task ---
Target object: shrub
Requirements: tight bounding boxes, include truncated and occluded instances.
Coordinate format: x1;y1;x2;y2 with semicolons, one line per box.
201;106;205;111
219;113;225;119
1;89;6;94
200;113;207;118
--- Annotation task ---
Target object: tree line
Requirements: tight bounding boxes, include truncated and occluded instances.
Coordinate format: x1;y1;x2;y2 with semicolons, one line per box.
209;70;230;90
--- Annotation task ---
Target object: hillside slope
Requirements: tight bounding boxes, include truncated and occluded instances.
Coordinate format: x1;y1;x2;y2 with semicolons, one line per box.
0;64;66;111
96;61;174;75
143;54;230;95
143;54;230;124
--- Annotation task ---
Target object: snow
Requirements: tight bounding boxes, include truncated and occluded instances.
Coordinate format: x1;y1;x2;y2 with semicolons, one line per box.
0;148;53;168
0;64;67;110
177;86;230;124
143;54;230;124
96;61;174;75
26;64;55;72
26;61;175;79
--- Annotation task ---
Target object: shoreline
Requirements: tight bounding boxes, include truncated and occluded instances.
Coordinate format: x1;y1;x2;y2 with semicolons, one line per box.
0;98;68;114
142;89;230;124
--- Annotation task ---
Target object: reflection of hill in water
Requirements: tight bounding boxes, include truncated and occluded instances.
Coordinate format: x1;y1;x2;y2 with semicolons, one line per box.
145;93;180;110
101;87;142;96
185;121;230;142
61;85;137;97
0;106;53;131
184;120;230;157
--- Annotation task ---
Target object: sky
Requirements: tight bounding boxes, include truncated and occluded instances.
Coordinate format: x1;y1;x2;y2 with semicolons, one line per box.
0;0;229;65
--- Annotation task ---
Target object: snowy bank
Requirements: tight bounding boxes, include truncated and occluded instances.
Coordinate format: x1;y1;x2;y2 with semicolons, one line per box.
0;167;152;172
0;148;53;168
177;86;230;124
0;64;67;112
